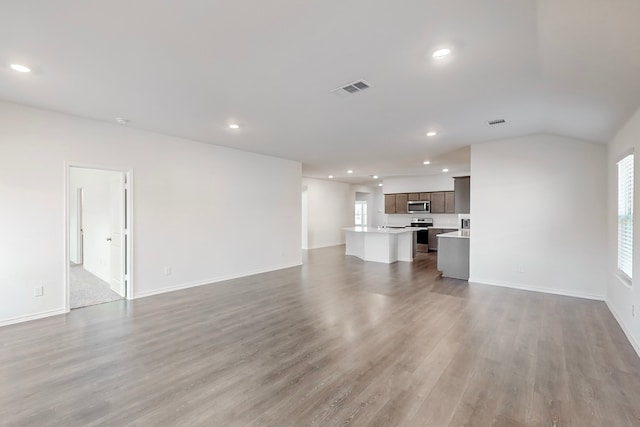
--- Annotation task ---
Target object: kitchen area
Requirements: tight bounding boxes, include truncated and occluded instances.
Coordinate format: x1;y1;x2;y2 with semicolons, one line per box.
344;175;470;280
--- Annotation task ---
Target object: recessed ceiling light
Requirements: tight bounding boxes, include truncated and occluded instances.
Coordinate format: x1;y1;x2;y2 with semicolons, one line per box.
378;183;383;187
426;131;437;137
10;64;31;73
423;161;431;165
229;124;240;129
328;175;334;179
347;170;353;174
372;175;378;179
442;168;449;172
115;117;129;125
432;48;451;59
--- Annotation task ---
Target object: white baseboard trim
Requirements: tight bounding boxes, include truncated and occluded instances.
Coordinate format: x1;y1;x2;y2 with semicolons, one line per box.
134;262;303;299
468;277;605;301
0;308;67;327
306;243;345;250
606;301;640;359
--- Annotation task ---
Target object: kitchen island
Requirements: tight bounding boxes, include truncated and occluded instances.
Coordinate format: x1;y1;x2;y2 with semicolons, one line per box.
437;230;470;279
343;227;416;263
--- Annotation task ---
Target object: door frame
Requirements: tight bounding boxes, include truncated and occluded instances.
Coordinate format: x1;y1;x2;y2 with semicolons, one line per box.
75;188;84;264
64;162;134;312
69;188;84;264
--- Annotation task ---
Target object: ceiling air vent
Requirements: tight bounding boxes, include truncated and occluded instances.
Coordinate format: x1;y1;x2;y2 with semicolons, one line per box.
487;119;506;126
331;80;372;96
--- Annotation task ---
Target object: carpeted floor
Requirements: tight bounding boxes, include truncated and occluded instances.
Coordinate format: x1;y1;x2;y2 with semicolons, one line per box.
70;264;122;309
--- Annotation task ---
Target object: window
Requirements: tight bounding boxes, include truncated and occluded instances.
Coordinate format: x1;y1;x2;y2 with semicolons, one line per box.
355;201;367;226
618;153;634;280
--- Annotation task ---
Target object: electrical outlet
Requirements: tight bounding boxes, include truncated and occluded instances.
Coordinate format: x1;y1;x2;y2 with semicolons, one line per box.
33;286;44;297
516;264;525;274
164;267;172;276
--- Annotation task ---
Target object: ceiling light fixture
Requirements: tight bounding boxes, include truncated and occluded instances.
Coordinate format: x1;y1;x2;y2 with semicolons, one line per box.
229;124;240;129
347;170;353;174
432;48;451;59
378;183;383;187
423;161;431;165
373;175;378;179
10;63;31;73
426;131;437;137
115;117;129;125
328;175;334;179
442;168;449;172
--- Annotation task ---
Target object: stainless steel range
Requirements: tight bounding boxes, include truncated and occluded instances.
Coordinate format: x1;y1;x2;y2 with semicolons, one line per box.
409;218;433;253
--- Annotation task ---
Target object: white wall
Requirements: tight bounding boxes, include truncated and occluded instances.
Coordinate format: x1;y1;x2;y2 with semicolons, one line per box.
382;174;457;194
301;188;309;250
355;192;368;201
607;107;640;356
0;101;302;325
302;178;352;249
469;134;607;300
372;187;385;227
301;179;378;249
69;168;121;283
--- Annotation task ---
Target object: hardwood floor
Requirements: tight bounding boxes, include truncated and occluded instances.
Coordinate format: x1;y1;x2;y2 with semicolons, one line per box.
1;246;639;426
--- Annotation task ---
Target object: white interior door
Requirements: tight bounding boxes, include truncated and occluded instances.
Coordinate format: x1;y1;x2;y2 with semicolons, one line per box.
109;174;125;297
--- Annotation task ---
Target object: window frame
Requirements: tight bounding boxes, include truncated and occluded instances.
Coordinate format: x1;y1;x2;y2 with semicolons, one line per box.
616;150;634;284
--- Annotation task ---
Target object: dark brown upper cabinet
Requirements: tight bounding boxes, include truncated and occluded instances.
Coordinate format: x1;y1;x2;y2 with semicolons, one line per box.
395;193;408;214
430;192;445;213
384;194;396;214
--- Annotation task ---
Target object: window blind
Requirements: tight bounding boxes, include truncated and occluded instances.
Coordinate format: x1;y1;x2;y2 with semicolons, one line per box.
618;153;634;280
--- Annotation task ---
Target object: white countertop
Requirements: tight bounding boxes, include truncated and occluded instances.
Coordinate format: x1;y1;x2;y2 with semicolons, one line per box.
343;226;414;234
438;230;470;239
344;226;462;234
386;225;458;229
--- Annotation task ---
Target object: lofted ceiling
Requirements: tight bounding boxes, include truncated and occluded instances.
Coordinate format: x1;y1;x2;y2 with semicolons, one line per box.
1;0;639;184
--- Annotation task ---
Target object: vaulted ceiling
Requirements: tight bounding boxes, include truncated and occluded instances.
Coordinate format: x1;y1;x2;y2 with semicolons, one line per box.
2;0;639;184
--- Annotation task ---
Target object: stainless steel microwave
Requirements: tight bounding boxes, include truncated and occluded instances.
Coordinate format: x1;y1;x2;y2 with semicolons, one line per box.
407;201;430;213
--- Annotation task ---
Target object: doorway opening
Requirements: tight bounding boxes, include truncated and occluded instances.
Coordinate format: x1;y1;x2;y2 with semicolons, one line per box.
67;166;132;310
355;192;372;226
354;200;367;226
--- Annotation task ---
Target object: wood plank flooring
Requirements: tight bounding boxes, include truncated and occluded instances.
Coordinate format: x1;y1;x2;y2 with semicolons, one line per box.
1;246;639;426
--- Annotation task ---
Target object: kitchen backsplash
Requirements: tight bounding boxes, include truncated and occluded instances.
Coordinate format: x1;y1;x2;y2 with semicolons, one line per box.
384;213;465;228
